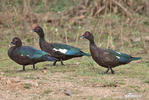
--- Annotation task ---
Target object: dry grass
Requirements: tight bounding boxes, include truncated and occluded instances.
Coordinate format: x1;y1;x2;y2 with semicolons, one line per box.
0;0;149;100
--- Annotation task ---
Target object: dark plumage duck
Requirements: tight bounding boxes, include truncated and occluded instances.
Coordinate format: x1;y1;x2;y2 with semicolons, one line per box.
8;37;57;71
80;31;141;74
31;26;90;66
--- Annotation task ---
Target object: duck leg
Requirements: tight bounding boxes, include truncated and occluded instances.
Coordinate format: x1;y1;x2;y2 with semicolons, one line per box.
110;68;115;74
104;68;109;74
23;65;25;71
33;64;36;70
60;59;64;65
53;60;57;66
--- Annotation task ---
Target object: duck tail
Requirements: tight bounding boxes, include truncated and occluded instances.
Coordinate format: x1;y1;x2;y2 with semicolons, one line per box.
82;52;91;56
43;55;58;61
131;57;141;61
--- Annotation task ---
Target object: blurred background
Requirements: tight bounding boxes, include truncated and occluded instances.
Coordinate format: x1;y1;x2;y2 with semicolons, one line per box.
0;0;149;59
0;1;149;99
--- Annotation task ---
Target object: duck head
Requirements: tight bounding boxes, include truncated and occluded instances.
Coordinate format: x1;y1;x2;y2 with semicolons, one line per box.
10;37;22;47
32;26;44;38
80;31;94;42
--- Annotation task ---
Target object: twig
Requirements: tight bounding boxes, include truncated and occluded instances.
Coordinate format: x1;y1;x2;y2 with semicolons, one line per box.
112;0;132;18
94;5;106;17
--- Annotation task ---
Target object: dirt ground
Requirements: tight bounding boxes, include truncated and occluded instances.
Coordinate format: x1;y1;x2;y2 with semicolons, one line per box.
0;67;148;100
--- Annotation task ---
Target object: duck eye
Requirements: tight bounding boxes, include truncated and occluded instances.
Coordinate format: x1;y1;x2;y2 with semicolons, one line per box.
14;39;18;42
35;27;40;31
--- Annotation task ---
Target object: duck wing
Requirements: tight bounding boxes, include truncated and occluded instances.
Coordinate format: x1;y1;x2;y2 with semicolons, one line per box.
16;46;57;61
51;43;90;56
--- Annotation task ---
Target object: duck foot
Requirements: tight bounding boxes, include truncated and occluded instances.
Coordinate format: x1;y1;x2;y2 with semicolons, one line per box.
110;68;115;74
104;68;115;74
22;65;26;71
104;68;109;74
33;64;37;70
18;70;25;72
53;61;57;66
60;59;64;66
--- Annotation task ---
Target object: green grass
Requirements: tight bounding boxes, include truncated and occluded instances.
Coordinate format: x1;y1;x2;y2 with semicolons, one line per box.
42;89;52;96
0;0;149;99
23;83;32;89
2;43;148;99
0;27;149;99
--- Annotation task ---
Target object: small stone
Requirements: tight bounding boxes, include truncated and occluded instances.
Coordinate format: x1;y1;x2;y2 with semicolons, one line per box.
64;90;72;96
6;79;11;84
33;82;39;87
42;70;47;74
0;72;5;75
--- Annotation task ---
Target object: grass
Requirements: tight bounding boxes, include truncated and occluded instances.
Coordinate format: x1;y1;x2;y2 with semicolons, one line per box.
42;89;52;96
23;83;32;89
0;45;149;99
0;0;149;99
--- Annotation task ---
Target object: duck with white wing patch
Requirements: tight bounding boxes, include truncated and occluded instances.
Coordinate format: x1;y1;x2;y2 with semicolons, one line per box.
32;26;91;66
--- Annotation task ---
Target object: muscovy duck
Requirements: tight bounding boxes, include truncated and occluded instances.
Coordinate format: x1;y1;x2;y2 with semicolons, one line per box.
31;26;90;66
8;37;57;71
80;31;141;74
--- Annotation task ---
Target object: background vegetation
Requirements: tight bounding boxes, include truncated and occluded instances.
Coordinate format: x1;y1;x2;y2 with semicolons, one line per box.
0;0;149;99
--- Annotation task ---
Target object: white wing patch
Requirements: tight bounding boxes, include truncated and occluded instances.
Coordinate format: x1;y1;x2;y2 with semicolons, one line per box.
116;56;120;59
116;51;121;55
53;48;67;54
27;55;30;57
21;54;30;57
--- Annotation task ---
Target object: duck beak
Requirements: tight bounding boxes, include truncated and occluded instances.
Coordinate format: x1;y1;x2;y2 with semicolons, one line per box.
9;42;15;47
80;35;85;39
31;29;35;32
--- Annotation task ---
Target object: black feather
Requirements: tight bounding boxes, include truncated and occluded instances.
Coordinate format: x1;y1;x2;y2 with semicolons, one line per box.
32;26;90;66
8;37;57;71
81;31;141;74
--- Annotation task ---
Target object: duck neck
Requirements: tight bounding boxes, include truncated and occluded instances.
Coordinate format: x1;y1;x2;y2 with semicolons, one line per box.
89;39;95;46
39;37;46;47
39;31;45;41
89;39;97;55
8;46;18;57
39;37;45;41
12;46;18;49
89;39;97;52
39;34;45;39
37;29;45;39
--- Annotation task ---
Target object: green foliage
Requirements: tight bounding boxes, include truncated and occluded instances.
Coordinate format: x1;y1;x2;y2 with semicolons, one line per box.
23;83;32;89
50;0;79;12
144;80;149;84
33;1;45;13
42;89;52;95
